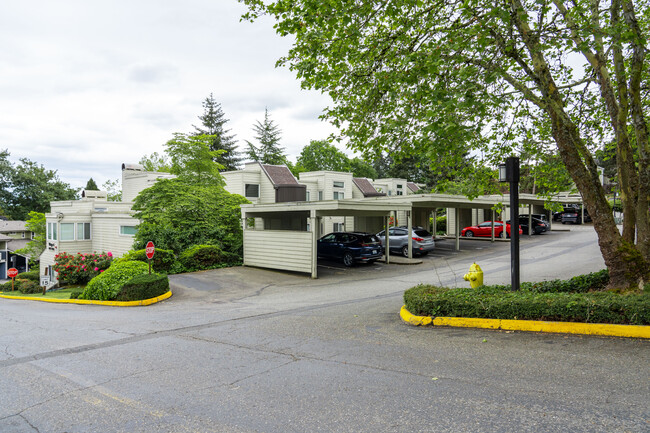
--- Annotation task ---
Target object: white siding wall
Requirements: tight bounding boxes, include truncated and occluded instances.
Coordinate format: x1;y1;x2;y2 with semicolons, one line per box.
122;171;175;202
244;230;313;274
92;214;139;258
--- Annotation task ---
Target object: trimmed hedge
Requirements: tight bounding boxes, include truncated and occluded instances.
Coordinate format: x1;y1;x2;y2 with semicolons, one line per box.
404;271;650;325
114;273;169;302
17;270;39;282
118;248;176;274
0;279;41;294
80;261;149;301
178;244;240;272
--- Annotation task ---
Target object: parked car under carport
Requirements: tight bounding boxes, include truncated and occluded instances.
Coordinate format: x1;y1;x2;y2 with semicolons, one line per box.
317;232;383;267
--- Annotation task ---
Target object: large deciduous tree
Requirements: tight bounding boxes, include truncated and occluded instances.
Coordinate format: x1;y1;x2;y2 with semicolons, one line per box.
241;0;650;288
0;150;78;220
15;211;46;259
246;108;287;165
193;93;242;171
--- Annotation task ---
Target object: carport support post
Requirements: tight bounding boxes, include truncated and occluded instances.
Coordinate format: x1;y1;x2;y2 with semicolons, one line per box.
432;210;437;238
384;215;390;264
310;210;318;279
407;210;413;259
491;209;495;242
528;205;533;236
455;207;460;251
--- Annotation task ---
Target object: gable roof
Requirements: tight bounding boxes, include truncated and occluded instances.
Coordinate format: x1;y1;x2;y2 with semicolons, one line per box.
0;221;27;233
407;182;420;192
260;164;299;186
353;178;386;197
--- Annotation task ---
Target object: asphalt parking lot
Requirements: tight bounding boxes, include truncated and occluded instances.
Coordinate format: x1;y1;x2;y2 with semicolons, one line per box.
1;225;647;433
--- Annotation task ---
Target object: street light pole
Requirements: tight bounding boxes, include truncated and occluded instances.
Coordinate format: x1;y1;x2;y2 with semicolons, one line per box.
499;157;520;291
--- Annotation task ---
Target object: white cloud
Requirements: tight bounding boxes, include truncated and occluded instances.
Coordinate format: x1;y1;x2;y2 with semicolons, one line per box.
0;0;342;188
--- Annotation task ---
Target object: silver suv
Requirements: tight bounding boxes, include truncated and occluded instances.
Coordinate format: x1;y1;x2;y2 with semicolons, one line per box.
376;226;435;257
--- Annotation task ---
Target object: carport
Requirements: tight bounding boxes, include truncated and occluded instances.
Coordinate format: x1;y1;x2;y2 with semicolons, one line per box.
240;193;583;278
241;200;411;278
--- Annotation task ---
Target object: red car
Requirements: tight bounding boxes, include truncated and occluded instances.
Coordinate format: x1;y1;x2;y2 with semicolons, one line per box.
461;221;522;238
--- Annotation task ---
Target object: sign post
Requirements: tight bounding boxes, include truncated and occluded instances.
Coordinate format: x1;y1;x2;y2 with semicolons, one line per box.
7;268;18;291
145;241;155;274
40;275;50;295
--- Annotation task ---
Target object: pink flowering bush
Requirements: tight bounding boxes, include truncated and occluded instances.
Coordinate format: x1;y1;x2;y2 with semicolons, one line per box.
53;252;113;285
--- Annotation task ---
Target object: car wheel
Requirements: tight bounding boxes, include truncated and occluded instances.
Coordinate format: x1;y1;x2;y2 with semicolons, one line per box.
465;230;474;238
343;252;354;267
401;245;409;257
499;231;505;238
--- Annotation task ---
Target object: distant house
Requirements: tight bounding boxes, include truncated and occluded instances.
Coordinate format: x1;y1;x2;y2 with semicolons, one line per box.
0;220;34;278
222;162;306;204
39;164;175;284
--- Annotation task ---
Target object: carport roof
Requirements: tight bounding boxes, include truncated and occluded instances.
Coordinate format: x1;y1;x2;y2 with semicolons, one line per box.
241;199;412;218
241;192;583;218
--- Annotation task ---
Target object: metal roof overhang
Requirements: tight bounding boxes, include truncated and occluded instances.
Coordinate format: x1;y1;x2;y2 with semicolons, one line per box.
240;192;583;218
241;199;412;219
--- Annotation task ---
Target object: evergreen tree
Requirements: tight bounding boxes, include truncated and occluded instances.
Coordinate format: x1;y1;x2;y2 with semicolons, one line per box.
245;108;286;165
85;178;99;190
193;93;241;171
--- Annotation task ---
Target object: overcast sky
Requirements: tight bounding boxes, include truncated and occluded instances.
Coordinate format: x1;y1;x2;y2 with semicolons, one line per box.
0;0;340;189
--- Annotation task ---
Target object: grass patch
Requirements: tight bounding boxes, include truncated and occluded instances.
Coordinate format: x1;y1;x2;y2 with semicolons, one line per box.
404;270;650;325
0;288;82;300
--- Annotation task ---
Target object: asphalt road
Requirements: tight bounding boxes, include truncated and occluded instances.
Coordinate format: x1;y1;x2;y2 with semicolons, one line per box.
1;226;648;432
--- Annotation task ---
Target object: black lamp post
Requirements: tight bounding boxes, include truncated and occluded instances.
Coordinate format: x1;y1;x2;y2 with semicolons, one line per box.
498;157;520;291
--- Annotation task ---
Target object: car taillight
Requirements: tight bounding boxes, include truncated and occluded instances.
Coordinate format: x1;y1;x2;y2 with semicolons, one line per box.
412;237;424;242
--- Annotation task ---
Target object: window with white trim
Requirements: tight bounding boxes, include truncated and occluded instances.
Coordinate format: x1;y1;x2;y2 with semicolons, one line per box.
333;191;344;200
245;184;260;198
60;223;75;241
120;226;137;236
306;191;310;201
318;191;323;201
76;223;91;240
333;222;345;231
47;222;57;240
333;181;345;188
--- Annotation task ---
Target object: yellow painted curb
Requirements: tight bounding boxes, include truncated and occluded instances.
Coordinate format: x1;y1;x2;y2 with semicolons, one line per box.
399;305;432;326
400;306;650;338
0;290;172;307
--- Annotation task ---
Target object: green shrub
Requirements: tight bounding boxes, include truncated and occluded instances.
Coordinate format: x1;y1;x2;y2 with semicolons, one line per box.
17;270;39;282
178;244;239;272
435;215;447;234
0;279;41;293
53;252;113;285
18;279;41;294
80;261;149;301
69;289;84;299
404;280;650;325
118;248;176;273
114;273;170;301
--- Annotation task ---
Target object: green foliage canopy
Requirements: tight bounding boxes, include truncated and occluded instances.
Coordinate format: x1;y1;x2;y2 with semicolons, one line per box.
15;211;45;259
131;177;250;255
0;150;77;220
246;108;287;165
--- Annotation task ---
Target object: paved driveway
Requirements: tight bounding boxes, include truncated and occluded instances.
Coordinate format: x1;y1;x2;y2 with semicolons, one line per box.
1;226;648;432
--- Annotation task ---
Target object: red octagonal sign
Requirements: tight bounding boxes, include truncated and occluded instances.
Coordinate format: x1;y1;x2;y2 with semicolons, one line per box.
7;268;18;278
145;241;155;260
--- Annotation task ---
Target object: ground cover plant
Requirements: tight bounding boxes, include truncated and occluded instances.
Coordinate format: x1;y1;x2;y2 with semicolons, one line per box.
404;270;650;325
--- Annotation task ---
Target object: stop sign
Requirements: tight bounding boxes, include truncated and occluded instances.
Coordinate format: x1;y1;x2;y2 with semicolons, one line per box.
7;268;18;278
145;241;155;260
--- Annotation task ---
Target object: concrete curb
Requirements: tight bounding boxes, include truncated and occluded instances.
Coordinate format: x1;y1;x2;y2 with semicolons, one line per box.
0;290;172;307
400;305;650;339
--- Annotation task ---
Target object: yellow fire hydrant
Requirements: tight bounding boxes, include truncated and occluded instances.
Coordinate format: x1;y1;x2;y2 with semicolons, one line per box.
463;262;484;288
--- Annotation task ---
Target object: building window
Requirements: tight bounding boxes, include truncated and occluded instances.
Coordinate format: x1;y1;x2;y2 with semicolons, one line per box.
76;223;91;240
120;226;137;236
388;190;392;196
333;222;345;231
333;191;345;200
318;191;323;201
397;184;403;189
60;223;75;241
396;190;403;196
333;181;345;188
306;191;310;201
47;222;57;240
245;184;260;198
